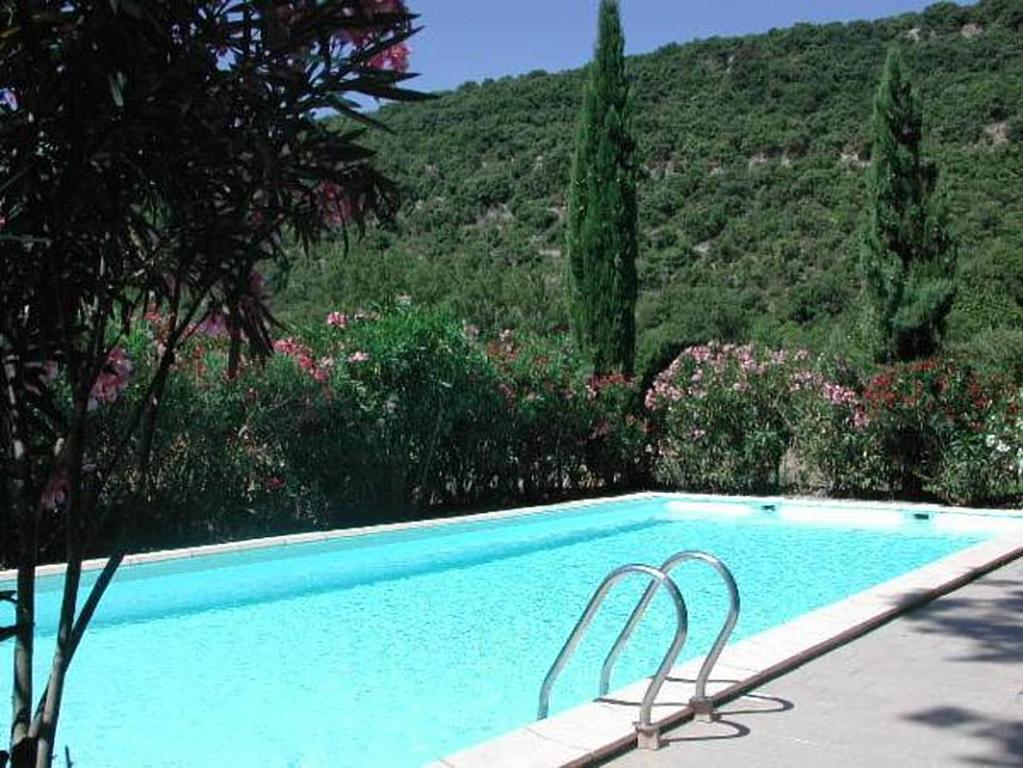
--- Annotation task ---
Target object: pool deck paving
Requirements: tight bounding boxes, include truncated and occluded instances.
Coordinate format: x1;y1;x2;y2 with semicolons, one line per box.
604;557;1023;768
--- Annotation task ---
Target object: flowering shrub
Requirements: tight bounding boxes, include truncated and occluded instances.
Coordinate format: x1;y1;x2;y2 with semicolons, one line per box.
646;343;802;493
486;332;649;496
788;365;886;496
861;359;1017;503
792;358;1018;503
89;327;1021;553
116;308;650;547
645;345;1018;504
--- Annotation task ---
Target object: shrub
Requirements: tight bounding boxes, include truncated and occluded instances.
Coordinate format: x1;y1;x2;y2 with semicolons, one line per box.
127;308;652;546
645;343;800;493
788;366;886;497
860;359;1015;503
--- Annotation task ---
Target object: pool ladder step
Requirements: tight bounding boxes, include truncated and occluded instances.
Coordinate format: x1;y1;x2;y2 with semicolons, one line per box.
537;550;739;750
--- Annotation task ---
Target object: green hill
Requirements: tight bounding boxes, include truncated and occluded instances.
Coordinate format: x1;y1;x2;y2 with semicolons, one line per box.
278;0;1023;376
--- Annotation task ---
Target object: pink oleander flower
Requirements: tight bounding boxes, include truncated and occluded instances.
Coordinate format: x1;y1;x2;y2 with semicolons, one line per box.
319;181;356;227
853;408;871;430
348;350;370;363
40;465;70;510
195;311;229;339
326;311;348;328
88;347;133;410
822;382;858;406
789;370;825;393
273;337;313;359
370;42;410;72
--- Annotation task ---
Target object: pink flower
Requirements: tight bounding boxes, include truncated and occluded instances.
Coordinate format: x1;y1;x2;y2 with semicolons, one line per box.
326;311;348;328
319;181;356;227
88;347;133;410
40;466;70;510
348;350;370;363
822;382;858;406
853;408;871;430
370;42;410;72
195;311;229;339
273;337;313;359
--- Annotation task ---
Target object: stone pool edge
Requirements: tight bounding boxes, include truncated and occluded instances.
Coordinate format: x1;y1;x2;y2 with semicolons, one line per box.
0;491;666;582
427;532;1023;768
4;491;1019;583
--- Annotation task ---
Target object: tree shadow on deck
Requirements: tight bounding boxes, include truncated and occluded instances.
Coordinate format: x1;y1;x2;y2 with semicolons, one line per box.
903;705;1023;767
895;574;1023;665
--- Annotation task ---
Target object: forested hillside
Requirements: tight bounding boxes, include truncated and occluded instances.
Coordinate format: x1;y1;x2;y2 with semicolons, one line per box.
278;0;1023;376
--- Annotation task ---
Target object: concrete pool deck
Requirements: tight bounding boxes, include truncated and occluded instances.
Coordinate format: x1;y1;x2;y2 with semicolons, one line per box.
604;556;1023;768
433;531;1022;768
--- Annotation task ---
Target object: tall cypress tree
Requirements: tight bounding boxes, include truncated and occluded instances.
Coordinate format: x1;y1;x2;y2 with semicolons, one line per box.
567;0;638;374
859;48;957;363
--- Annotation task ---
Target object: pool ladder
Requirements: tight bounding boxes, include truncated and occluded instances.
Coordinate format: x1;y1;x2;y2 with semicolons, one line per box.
537;551;739;750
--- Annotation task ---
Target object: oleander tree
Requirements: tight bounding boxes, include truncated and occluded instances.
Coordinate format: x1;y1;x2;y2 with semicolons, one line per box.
0;2;423;766
566;0;638;375
859;48;958;363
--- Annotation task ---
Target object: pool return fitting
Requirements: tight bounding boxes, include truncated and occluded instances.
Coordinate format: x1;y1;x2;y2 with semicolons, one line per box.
536;551;740;750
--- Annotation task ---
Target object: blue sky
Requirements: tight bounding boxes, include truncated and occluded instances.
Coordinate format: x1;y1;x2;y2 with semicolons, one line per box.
403;1;949;93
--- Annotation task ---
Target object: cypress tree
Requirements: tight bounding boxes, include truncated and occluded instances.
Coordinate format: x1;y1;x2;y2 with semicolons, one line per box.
859;48;957;363
567;0;638;374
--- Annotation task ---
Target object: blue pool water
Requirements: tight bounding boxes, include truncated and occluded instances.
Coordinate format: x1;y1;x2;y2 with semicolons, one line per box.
0;495;994;767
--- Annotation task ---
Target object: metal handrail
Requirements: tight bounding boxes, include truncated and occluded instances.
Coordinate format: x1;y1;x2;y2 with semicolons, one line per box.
599;551;739;715
537;564;689;737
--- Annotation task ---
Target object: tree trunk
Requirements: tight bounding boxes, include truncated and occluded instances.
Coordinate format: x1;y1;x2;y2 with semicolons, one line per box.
31;405;87;768
4;352;37;768
226;302;242;380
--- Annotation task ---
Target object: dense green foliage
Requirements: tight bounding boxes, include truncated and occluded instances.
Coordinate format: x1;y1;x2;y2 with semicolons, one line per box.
647;341;1020;503
860;49;958;362
277;0;1023;379
68;314;1022;558
567;0;638;374
84;309;647;554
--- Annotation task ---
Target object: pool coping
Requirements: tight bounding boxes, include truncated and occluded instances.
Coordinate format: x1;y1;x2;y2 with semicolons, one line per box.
426;531;1023;768
4;490;1019;584
1;491;668;582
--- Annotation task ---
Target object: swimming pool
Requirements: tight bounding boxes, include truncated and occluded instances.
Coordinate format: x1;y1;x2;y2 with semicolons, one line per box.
0;493;1008;767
